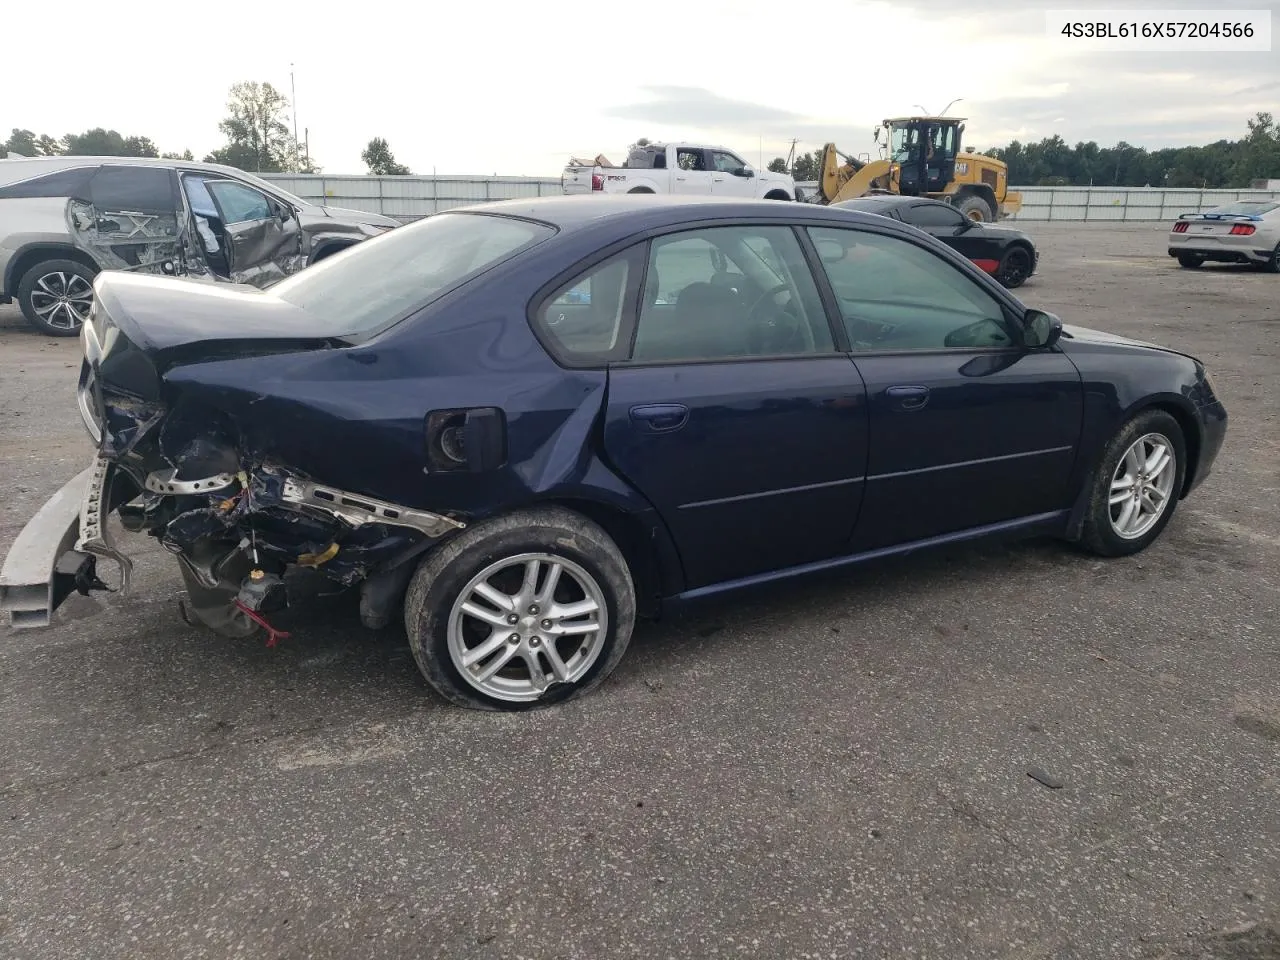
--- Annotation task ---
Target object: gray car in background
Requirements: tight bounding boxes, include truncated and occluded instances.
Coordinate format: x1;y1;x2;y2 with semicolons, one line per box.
1167;199;1280;272
0;156;400;336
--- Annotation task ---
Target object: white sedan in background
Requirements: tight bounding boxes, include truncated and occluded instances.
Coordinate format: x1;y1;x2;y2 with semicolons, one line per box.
1168;199;1280;272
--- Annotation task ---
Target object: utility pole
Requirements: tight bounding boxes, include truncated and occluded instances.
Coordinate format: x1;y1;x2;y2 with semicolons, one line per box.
290;63;300;172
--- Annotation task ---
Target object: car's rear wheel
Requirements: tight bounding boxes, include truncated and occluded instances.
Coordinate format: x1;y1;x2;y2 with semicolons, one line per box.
403;506;636;711
1177;253;1205;269
1252;242;1280;274
17;259;97;337
995;246;1033;288
1080;409;1186;557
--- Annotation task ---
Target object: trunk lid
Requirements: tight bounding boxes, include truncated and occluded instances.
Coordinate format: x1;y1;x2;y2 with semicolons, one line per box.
81;271;343;448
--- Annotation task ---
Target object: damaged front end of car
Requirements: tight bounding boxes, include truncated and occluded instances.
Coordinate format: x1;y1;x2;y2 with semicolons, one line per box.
1;278;466;640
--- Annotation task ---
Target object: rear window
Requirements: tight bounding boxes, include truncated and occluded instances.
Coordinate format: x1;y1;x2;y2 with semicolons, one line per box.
1207;201;1278;216
270;212;555;338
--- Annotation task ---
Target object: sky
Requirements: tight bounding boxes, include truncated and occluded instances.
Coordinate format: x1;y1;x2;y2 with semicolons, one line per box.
5;0;1278;177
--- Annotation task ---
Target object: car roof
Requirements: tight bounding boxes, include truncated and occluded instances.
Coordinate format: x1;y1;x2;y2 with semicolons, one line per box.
0;154;288;187
447;194;887;233
834;195;913;210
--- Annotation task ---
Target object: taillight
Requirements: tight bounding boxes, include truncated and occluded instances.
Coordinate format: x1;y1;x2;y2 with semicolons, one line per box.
591;174;604;191
1172;222;1189;232
1229;223;1256;235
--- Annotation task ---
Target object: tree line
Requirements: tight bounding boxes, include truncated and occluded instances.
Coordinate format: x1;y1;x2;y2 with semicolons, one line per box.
767;112;1280;188
3;80;413;176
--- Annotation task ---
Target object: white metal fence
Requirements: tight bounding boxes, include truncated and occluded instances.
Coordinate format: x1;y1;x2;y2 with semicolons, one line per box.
260;174;1280;223
262;174;559;221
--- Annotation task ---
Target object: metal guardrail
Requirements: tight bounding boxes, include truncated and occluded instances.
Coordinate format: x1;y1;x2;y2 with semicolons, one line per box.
260;174;1280;223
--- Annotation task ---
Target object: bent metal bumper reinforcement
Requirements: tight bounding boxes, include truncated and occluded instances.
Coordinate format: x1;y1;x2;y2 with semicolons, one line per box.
76;455;133;597
280;477;466;539
144;468;237;496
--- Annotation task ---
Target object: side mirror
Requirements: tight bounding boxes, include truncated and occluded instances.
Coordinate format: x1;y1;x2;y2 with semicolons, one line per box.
735;167;754;178
1024;308;1063;349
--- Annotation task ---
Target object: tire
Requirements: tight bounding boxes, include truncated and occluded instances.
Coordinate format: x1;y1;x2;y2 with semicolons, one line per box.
952;194;995;222
17;258;97;337
1079;409;1187;558
403;505;637;711
627;187;655;194
1177;253;1204;269
763;190;793;201
995;245;1034;288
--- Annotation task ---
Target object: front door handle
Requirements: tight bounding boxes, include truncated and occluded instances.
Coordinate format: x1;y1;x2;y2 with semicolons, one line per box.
885;385;930;411
630;403;689;433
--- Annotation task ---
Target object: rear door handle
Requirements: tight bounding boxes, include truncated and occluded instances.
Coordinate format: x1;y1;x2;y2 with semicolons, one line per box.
885;385;930;411
630;403;689;433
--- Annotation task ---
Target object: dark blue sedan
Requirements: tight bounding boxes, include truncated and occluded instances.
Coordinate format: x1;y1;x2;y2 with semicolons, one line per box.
0;195;1228;710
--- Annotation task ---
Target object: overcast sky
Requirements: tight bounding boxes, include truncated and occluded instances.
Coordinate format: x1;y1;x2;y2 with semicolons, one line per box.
6;0;1278;176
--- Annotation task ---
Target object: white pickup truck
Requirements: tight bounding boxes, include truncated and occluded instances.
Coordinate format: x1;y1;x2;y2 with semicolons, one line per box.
561;142;799;200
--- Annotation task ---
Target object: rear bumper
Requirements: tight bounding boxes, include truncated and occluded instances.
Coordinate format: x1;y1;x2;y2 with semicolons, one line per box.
0;466;92;628
1167;235;1271;263
0;455;134;629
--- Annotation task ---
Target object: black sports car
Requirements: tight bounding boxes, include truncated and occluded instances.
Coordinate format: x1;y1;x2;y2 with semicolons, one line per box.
834;195;1038;288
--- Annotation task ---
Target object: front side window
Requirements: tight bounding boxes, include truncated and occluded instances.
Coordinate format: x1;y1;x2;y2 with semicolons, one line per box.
206;180;272;224
271;211;554;339
807;226;1014;352
630;225;834;363
711;151;746;173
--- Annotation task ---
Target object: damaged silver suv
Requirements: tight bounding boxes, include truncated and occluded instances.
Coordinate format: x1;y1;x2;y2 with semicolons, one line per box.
0;156;400;336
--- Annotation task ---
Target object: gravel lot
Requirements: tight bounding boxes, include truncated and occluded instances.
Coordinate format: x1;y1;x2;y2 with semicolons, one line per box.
1;222;1277;960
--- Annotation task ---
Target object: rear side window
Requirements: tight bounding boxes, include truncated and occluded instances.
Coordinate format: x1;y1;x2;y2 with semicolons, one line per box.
0;166;97;200
533;247;643;363
904;202;966;227
90;165;176;212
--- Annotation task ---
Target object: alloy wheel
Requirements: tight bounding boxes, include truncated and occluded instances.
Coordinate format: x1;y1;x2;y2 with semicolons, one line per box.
1108;432;1177;539
29;271;93;330
447;552;609;703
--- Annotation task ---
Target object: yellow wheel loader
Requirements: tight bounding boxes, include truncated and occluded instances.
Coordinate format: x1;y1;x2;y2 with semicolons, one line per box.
815;116;1022;222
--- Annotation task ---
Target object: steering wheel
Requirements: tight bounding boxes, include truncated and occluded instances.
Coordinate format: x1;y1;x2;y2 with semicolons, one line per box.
745;282;803;352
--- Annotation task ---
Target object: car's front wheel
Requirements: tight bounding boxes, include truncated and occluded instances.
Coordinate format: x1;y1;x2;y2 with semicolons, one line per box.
1080;409;1187;557
403;506;636;710
17;258;97;336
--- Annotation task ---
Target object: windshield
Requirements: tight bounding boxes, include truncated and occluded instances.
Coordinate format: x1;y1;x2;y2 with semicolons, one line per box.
1207;201;1278;216
270;212;555;338
889;125;916;163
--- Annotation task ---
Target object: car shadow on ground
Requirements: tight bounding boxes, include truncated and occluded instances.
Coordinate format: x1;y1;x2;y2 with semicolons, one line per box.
37;527;1090;723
